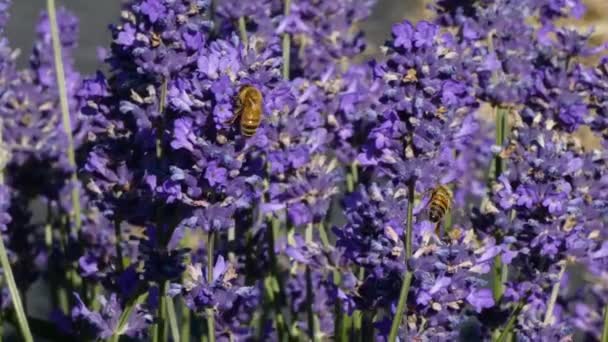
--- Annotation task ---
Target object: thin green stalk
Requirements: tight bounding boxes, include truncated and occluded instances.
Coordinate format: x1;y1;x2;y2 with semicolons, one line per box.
388;179;416;342
600;305;608;342
404;180;415;259
266;217;290;341
0;229;32;342
336;312;351;342
167;296;180;342
112;292;148;342
58;286;69;315
388;272;413;342
156;78;169;159
496;302;524;342
352;267;365;341
491;106;508;303
282;0;291;80
153;282;169;342
47;0;81;232
181;300;191;342
353;310;362;342
543;264;566;326
0;120;32;342
305;224;316;341
491;257;504;302
238;17;248;48
346;173;354;193
206;231;216;342
601;305;608;342
318;222;330;247
92;283;102;311
350;162;359;184
346;162;359;193
494;106;507;179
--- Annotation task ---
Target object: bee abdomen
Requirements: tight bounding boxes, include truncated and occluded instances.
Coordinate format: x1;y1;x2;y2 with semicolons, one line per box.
241;125;258;136
241;117;261;136
429;187;452;222
429;202;448;222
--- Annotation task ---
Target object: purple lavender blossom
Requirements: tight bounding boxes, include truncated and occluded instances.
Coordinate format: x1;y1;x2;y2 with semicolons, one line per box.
358;20;478;187
182;255;260;340
61;293;152;340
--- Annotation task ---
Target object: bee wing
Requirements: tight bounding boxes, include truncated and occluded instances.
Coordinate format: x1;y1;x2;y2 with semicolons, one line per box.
226;100;242;124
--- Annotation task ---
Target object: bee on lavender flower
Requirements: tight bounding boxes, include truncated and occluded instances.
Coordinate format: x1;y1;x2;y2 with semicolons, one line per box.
427;184;454;234
228;85;263;137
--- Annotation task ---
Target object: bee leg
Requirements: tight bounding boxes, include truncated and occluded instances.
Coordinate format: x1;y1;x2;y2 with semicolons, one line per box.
226;111;240;125
227;97;243;124
434;221;441;236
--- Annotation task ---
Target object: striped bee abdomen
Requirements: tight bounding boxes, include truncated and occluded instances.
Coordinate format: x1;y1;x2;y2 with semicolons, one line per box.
240;108;262;136
428;185;453;223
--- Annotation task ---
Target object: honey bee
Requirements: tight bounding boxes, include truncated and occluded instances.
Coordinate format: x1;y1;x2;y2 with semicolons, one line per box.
228;85;263;137
403;68;418;83
150;31;161;48
427;185;454;234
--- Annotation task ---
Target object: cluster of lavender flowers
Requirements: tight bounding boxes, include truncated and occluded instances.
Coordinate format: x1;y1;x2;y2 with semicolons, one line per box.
0;0;607;341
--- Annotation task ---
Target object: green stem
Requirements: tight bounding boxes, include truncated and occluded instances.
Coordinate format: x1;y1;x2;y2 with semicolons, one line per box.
346;162;359;193
601;304;608;342
282;0;291;80
266;218;290;341
496;302;524;342
346;174;354;193
112;292;148;342
388;179;416;342
156;78;168;159
491;106;508;304
181;300;191;342
318;222;330;247
206;231;216;342
91;283;102;311
336;311;351;342
388;272;413;342
0;236;32;342
350;162;359;184
47;0;81;233
238;17;248;48
153;282;169;342
167;296;180;342
491;257;504;302
404;180;415;259
352;267;365;341
543;264;566;326
305;224;316;341
353;310;362;342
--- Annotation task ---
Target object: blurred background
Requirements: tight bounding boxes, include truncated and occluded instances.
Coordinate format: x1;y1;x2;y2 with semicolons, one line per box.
5;0;608;73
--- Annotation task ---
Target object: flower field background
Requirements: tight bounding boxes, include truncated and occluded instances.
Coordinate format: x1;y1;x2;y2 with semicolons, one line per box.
0;0;607;341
